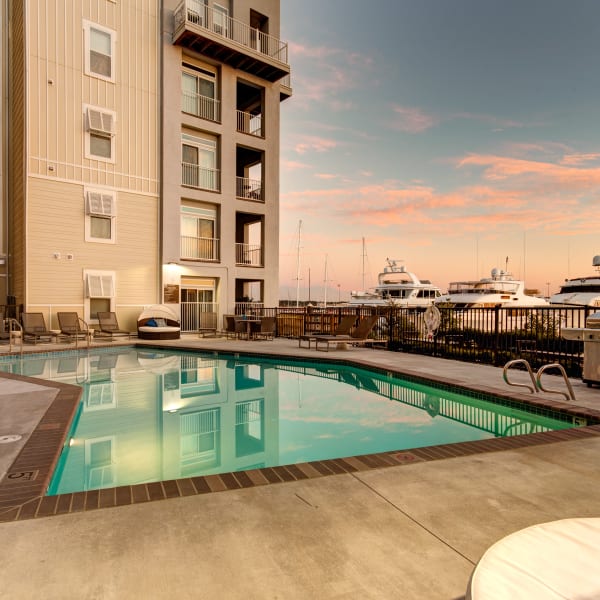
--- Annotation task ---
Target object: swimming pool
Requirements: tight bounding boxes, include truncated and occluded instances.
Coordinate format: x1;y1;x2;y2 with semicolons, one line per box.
0;347;578;496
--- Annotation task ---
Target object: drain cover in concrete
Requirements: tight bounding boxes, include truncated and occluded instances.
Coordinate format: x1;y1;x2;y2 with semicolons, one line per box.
0;434;23;444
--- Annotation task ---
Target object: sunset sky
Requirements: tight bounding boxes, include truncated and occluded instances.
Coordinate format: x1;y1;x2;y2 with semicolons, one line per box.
278;0;600;302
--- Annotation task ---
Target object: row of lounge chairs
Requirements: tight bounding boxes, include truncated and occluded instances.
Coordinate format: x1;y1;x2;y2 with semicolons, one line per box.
18;312;132;344
299;315;385;352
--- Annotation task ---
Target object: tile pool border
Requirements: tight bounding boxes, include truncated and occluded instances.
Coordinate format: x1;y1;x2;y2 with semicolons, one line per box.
1;343;600;523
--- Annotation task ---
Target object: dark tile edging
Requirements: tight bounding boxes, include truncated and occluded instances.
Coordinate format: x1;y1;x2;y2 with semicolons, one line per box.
2;346;600;523
1;422;599;523
0;372;82;517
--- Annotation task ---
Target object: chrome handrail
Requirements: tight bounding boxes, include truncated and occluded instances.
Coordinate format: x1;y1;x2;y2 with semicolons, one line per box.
536;363;576;402
502;359;538;394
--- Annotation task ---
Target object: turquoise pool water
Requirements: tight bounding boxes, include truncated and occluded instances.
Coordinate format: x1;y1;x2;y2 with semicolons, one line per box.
0;348;576;495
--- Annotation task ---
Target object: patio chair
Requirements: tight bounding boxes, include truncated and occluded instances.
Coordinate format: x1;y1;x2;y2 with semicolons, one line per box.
314;315;383;352
224;315;249;340
299;314;357;349
97;312;133;340
250;316;276;340
57;312;90;343
21;312;55;344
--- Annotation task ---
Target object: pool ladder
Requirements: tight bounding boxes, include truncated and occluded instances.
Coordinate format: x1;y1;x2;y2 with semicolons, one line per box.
503;359;576;402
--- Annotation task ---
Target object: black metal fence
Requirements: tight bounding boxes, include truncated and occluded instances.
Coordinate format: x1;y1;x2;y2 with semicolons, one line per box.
265;305;592;377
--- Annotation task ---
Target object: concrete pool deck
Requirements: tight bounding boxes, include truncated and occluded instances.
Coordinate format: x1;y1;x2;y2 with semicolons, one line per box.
0;335;599;599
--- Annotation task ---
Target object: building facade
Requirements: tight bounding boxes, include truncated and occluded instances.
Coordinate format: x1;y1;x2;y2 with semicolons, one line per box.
1;0;289;332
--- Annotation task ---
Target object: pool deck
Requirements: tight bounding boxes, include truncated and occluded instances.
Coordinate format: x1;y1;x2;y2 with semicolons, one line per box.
1;335;600;599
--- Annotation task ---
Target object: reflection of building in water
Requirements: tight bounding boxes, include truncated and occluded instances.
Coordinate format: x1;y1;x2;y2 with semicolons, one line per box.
23;350;571;494
43;351;279;492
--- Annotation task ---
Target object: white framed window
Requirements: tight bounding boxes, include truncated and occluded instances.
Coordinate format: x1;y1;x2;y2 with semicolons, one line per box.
85;437;116;489
84;269;115;323
84;104;116;163
182;62;219;121
180;203;218;260
85;188;117;243
181;132;219;191
83;20;116;82
213;4;229;36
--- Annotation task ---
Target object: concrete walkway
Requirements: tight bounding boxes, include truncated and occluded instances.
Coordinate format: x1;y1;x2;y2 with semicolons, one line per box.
0;336;599;599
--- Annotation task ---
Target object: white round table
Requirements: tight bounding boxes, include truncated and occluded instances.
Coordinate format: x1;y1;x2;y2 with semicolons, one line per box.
467;518;600;599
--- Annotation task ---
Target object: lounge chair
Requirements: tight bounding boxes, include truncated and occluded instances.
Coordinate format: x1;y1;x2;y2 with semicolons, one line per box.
57;312;90;343
250;316;276;340
97;312;133;340
22;312;56;344
314;315;384;352
298;315;357;349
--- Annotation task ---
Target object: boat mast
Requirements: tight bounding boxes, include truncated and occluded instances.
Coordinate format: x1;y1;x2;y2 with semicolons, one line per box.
361;237;366;290
323;254;328;308
295;220;302;308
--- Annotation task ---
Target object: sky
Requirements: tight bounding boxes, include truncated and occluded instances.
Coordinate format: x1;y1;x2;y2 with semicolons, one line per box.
278;0;600;302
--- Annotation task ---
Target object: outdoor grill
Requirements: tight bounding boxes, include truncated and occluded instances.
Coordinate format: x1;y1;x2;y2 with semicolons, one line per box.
562;311;600;386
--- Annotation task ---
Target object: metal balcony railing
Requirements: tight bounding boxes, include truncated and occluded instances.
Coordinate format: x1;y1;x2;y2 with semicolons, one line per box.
236;176;263;201
180;236;220;261
181;162;220;192
174;0;289;65
236;110;262;137
182;90;220;122
236;243;263;267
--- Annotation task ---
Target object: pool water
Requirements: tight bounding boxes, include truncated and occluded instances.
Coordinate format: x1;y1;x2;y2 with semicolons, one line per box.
0;348;576;495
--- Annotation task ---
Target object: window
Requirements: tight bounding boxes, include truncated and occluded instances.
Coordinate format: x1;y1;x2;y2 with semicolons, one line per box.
84;105;116;162
85;437;116;489
85;188;116;243
182;63;219;121
213;4;229;36
83;21;116;81
181;132;219;191
180;204;218;260
84;270;115;321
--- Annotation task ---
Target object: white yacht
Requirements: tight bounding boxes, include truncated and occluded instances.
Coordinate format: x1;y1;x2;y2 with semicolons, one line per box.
550;256;600;307
434;268;549;309
350;259;442;307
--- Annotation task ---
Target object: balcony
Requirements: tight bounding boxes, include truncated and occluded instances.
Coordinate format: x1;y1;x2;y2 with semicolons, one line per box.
236;110;262;137
182;90;220;122
181;236;220;261
279;74;292;101
173;0;290;83
236;243;263;267
236;176;263;202
182;162;221;192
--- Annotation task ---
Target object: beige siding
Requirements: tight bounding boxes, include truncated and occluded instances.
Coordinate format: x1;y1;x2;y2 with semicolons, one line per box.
27;0;159;194
27;178;158;309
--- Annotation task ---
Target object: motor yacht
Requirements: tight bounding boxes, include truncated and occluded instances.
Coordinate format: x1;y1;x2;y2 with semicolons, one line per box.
550;256;600;307
350;259;442;307
434;268;549;309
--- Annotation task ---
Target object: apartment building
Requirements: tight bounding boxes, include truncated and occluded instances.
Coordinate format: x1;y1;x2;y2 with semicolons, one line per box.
1;0;289;333
163;0;290;332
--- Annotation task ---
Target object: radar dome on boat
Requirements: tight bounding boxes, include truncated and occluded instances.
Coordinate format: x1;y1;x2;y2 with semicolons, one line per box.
593;255;600;268
491;267;500;278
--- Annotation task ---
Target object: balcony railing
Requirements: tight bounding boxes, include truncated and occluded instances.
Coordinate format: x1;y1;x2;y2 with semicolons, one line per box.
236;243;263;267
236;176;263;201
181;162;220;192
182;90;220;122
180;302;219;333
174;0;289;66
180;236;220;261
236;110;262;137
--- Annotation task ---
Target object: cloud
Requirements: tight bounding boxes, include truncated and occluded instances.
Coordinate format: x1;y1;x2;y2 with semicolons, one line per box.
282;159;312;171
390;105;438;133
294;135;338;155
314;173;337;180
560;153;600;166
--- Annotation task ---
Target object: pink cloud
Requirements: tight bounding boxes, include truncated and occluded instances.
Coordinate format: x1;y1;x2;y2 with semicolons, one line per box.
294;135;338;155
560;153;600;166
282;159;312;171
390;105;438;133
314;173;337;180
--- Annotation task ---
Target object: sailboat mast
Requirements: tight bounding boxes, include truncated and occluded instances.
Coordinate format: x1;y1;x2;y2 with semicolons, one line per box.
323;254;328;308
295;220;302;308
361;237;366;290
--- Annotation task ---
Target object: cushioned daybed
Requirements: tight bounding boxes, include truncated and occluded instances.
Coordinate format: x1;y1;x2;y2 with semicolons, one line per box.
137;305;181;340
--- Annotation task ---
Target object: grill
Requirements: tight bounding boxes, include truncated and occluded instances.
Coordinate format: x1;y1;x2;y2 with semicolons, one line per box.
562;311;600;386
